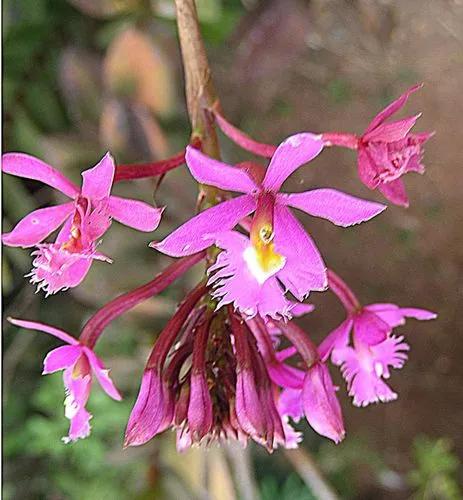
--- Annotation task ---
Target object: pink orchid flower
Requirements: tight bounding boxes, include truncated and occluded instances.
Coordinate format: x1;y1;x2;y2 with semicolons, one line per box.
357;84;433;207
8;318;121;443
319;303;436;407
2;152;163;295
154;134;386;318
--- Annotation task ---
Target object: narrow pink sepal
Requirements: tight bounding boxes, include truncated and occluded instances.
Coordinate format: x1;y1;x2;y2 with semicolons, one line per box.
364;83;423;134
363;114;421;143
2;203;74;247
81;152;115;199
302;363;345;444
153;194;256;257
7;317;79;345
43;345;82;374
2;152;80;198
281;189;386;227
398;308;437;321
378;179;409;207
262;133;324;192
108;196;163;232
185;146;258;194
273;204;327;299
84;347;122;401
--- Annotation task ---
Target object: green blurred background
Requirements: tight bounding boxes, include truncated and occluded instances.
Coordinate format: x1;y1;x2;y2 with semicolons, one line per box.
3;0;463;498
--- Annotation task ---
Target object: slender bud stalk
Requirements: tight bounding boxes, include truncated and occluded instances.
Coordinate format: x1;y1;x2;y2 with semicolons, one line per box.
80;252;205;348
321;132;359;149
114;151;186;182
327;269;361;313
276;321;318;367
211;104;277;158
146;282;208;370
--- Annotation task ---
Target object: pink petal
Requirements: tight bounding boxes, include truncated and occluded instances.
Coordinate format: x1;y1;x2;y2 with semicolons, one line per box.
2;202;75;247
262;133;324;192
278;388;304;421
378;178;409;207
302;363;345;443
372;335;409;376
208;231;292;319
363;114;420;143
84;347;122;401
353;310;391;346
273;204;327;300
153;194;257;257
266;361;304;389
2;153;79;198
335;346;398;407
55;216;73;244
108;196;163;232
7;317;78;345
291;303;315;317
399;307;437;321
364;83;423;134
81;153;115;199
29;246;94;295
185;146;258;193
318;318;353;362
357;147;380;189
281;417;303;449
43;345;83;374
364;303;405;327
281;189;386;227
65;407;92;443
62;367;93;442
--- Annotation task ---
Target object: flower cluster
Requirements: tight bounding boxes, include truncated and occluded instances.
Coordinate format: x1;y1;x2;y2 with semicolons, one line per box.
4;84;435;450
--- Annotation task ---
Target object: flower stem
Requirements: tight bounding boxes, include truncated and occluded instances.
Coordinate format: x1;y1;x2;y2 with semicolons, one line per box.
322;132;359;149
114;151;186;183
327;269;360;313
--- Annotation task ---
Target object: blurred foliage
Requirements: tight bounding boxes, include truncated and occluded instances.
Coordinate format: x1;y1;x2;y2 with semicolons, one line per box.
408;436;462;500
260;473;316;500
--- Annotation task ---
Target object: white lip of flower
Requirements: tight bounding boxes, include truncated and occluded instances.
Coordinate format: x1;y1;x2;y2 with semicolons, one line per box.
243;245;286;284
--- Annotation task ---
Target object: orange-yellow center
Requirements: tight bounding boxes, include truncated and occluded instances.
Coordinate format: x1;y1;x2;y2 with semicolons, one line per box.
245;223;286;283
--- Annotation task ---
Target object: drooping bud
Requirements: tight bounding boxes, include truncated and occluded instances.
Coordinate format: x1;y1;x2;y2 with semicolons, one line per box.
302;362;345;444
187;313;213;441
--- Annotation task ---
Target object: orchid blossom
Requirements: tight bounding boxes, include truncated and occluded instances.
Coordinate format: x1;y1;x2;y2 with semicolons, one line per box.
2;153;163;295
319;270;437;406
154;134;386;318
7;318;121;443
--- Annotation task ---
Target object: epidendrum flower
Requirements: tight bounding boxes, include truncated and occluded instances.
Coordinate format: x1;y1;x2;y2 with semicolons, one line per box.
7;318;121;443
319;270;437;407
2;152;163;295
6;254;203;444
324;84;433;207
153;134;386;319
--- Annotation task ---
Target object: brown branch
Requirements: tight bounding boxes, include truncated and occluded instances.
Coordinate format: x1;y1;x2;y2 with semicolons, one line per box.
174;0;219;159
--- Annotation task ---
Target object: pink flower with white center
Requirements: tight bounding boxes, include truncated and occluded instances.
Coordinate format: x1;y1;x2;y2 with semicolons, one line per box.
8;318;121;443
319;270;437;406
2;152;163;295
153;134;386;318
355;84;432;207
